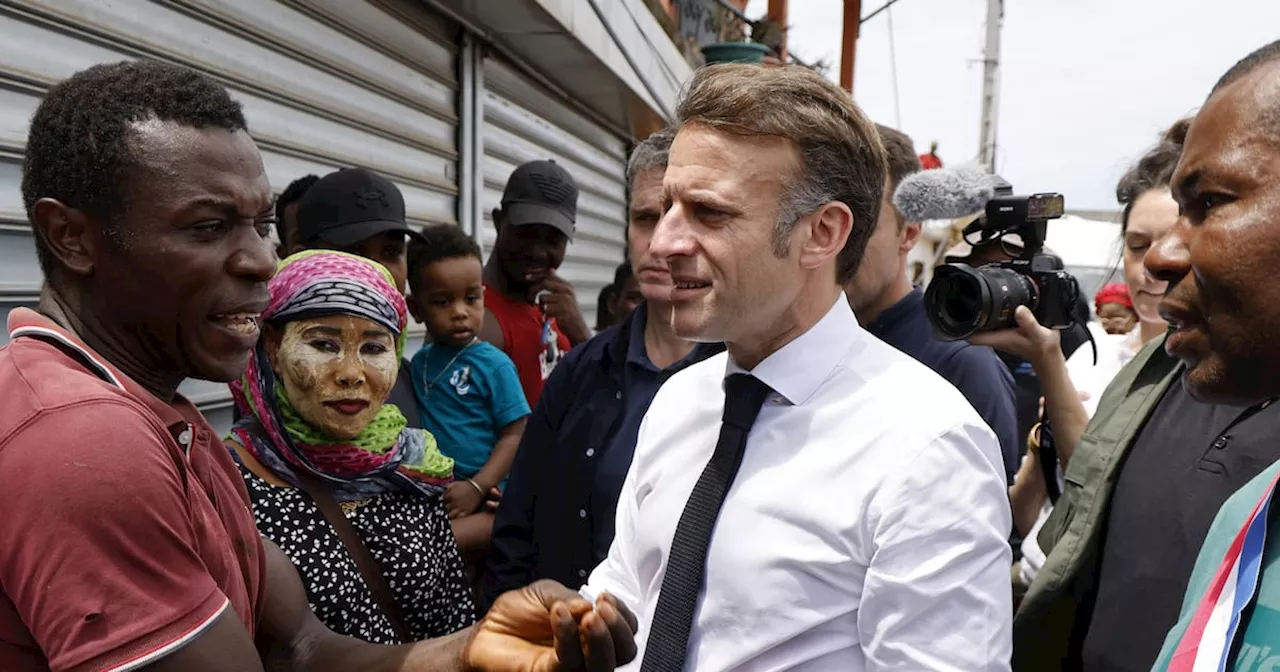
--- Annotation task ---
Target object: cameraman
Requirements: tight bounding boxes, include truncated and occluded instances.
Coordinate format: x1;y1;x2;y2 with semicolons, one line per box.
847;124;1020;483
943;232;1093;461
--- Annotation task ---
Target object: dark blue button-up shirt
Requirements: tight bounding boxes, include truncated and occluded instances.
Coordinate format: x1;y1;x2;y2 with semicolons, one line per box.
483;303;723;609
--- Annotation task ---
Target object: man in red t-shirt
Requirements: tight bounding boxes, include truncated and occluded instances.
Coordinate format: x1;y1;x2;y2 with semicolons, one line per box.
0;60;633;672
480;161;593;407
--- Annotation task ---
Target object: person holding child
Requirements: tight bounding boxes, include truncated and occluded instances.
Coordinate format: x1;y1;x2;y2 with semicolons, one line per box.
408;224;531;558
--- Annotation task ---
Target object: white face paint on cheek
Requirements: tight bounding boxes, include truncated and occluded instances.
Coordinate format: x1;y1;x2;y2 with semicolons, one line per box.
276;321;342;427
362;348;399;404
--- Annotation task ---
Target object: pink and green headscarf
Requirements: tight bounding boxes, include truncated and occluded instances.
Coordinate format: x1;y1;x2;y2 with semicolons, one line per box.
229;250;453;500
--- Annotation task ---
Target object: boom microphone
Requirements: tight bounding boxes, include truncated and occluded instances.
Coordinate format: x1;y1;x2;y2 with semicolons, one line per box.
893;167;1003;223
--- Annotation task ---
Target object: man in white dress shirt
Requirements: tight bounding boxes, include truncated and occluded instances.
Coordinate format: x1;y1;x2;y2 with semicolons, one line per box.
579;63;1013;671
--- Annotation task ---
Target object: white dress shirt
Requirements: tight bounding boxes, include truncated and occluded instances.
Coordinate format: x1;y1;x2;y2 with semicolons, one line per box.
582;294;1013;671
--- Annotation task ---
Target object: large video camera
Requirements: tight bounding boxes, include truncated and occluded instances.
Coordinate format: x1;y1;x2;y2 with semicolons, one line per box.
924;179;1082;341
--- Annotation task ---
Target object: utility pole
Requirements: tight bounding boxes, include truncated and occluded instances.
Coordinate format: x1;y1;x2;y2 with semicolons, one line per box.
840;0;861;93
977;0;1003;173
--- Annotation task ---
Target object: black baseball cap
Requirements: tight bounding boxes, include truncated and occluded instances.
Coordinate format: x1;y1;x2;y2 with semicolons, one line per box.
500;160;578;238
295;168;419;247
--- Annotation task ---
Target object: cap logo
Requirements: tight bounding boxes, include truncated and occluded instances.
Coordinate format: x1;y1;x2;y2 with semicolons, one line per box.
352;189;388;209
529;173;575;205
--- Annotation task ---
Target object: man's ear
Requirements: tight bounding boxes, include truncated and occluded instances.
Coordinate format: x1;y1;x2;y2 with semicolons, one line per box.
32;198;98;278
797;201;854;271
606;291;621;319
900;221;923;255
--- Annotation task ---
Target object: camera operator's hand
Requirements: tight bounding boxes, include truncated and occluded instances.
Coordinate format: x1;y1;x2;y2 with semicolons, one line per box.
968;306;1061;366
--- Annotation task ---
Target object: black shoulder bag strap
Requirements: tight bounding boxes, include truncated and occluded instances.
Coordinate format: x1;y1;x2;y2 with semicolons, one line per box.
292;472;412;642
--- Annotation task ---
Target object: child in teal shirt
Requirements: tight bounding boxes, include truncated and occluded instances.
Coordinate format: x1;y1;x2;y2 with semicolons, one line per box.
407;225;530;555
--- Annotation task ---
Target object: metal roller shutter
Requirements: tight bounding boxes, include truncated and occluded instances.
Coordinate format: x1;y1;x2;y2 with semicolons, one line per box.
0;0;460;433
479;56;629;331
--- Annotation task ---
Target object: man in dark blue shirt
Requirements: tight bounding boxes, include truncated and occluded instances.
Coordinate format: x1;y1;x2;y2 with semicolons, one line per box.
483;128;722;608
846;124;1020;483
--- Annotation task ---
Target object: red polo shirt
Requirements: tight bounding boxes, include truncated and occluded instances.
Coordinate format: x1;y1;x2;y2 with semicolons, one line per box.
0;309;265;671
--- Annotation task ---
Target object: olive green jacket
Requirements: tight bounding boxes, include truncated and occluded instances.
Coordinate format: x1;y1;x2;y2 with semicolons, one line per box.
1012;335;1182;670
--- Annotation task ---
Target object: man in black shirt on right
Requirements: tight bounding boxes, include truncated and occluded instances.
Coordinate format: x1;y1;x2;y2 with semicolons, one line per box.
846;124;1020;483
1013;44;1280;669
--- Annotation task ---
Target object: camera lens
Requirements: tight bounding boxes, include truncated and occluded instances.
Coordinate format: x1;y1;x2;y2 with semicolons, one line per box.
925;263;1038;340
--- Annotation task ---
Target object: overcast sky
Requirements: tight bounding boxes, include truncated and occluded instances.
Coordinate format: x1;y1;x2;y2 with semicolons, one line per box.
744;0;1280;211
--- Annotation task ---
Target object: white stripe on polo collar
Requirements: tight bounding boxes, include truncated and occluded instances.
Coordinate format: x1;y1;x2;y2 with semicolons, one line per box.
9;325;125;389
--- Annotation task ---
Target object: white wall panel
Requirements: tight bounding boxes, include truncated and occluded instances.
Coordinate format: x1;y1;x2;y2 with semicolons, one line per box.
480;57;629;330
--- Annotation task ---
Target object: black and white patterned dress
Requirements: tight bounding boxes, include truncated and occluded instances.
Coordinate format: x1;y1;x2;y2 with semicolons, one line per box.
238;464;476;643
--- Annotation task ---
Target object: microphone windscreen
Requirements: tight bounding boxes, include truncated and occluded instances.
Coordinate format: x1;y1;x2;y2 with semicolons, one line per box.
893;168;998;222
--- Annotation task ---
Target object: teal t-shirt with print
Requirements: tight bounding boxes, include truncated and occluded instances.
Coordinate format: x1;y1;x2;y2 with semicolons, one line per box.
1153;459;1280;671
408;341;530;485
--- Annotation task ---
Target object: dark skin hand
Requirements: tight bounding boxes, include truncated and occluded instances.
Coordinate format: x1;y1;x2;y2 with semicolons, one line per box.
141;540;637;671
529;270;592;346
446;481;488;520
467;588;638;672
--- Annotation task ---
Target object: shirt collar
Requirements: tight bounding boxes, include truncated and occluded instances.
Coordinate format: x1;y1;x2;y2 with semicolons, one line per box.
724;292;862;406
7;307;195;442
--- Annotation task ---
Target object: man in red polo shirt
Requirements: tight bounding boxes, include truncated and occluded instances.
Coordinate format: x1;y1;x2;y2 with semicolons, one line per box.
480;160;593;407
0;60;633;672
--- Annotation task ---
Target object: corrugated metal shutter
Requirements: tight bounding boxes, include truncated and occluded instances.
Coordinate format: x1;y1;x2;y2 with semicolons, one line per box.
480;56;629;331
0;0;459;433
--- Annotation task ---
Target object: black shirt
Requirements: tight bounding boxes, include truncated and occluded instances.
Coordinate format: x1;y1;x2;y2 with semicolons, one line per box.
866;288;1021;483
1081;381;1280;671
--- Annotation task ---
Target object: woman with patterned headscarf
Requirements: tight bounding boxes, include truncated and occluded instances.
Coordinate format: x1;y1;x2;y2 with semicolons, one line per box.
226;250;474;644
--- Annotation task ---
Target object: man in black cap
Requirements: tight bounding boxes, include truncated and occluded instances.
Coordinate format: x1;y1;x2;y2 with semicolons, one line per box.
294;167;425;425
294;167;421;294
481;160;591;408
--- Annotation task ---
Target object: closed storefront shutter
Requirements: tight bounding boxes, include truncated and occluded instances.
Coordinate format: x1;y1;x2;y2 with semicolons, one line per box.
0;0;460;432
479;56;629;331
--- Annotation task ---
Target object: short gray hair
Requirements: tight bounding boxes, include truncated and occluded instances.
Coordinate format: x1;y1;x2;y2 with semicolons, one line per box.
626;127;676;189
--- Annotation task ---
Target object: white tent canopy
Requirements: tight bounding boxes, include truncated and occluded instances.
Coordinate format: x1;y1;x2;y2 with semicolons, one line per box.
1045;215;1122;269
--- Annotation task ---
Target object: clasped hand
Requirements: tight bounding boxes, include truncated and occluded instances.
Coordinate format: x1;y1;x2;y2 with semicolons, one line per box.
467;581;638;672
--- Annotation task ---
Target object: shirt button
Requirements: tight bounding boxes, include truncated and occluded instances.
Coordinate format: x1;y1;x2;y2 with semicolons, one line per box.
578;509;588;518
578;569;587;578
614;391;622;400
585;448;595;457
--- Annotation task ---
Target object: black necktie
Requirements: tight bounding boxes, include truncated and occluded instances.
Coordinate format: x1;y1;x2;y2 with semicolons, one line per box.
640;373;775;672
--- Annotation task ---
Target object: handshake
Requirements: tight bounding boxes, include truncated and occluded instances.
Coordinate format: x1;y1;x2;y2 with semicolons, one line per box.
466;581;638;672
